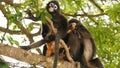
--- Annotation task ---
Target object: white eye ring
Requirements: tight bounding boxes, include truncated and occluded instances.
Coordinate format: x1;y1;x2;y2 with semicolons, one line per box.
49;3;54;7
54;5;58;10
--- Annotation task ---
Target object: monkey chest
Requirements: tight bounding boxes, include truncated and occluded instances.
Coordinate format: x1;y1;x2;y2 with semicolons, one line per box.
52;19;67;30
67;33;81;47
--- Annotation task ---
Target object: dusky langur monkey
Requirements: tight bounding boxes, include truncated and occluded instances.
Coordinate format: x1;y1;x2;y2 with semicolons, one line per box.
66;19;104;68
46;1;68;68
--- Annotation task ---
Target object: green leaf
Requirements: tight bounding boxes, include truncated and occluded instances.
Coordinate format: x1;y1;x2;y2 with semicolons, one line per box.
13;40;19;46
0;62;10;68
7;36;14;45
40;12;46;24
7;36;19;46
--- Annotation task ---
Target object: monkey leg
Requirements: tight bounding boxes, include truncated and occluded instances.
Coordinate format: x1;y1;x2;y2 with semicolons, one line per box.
60;39;74;63
83;38;96;68
46;49;52;57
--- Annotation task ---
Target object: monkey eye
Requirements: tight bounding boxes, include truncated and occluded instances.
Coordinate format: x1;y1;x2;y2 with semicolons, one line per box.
49;3;54;7
54;5;58;10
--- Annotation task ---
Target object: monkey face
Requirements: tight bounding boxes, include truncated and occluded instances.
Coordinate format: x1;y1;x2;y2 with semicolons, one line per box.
68;22;76;30
70;23;76;30
46;1;60;14
67;19;81;34
67;22;77;34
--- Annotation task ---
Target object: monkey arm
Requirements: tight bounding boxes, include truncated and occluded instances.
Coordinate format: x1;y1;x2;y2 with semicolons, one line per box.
25;9;40;21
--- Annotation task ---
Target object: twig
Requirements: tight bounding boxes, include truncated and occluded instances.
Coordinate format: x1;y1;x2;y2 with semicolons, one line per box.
0;26;21;34
81;7;98;25
0;25;41;36
1;22;9;43
62;12;106;17
89;0;104;13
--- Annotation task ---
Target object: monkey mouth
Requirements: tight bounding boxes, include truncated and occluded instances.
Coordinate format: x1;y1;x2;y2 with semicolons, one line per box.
49;7;54;12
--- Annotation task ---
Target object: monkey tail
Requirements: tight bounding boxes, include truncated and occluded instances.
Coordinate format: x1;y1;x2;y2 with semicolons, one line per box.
90;58;104;68
53;33;61;68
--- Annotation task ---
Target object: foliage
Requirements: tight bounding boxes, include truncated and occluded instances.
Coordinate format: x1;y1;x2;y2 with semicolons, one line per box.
0;59;9;68
0;62;10;68
0;0;120;68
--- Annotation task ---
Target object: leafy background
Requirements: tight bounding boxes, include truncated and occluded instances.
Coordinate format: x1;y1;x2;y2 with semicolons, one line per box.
0;0;120;68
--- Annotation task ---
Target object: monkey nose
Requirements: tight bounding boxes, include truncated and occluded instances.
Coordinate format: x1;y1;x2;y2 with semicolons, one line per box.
49;7;54;12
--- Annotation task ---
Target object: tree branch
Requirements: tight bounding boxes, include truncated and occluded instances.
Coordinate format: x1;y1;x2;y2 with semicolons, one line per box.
0;4;34;43
0;43;80;68
0;3;35;42
16;23;34;43
62;12;106;17
31;27;41;36
0;0;21;7
0;25;41;37
0;4;9;20
81;7;98;25
89;0;104;13
0;26;21;34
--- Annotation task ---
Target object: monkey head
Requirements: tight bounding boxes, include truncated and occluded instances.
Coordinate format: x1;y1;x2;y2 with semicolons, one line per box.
46;1;60;14
67;19;79;34
68;19;82;29
68;19;80;24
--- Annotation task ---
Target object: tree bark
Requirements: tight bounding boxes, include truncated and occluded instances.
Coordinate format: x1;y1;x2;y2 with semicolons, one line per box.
0;43;80;68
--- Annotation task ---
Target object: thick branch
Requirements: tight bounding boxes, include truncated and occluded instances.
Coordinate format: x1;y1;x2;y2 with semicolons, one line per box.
0;44;46;66
0;43;80;68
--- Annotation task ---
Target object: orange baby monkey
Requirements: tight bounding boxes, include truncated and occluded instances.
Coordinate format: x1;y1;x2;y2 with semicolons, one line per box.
45;23;76;57
45;41;64;57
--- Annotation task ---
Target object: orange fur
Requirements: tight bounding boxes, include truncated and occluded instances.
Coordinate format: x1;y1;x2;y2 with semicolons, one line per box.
45;41;64;57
